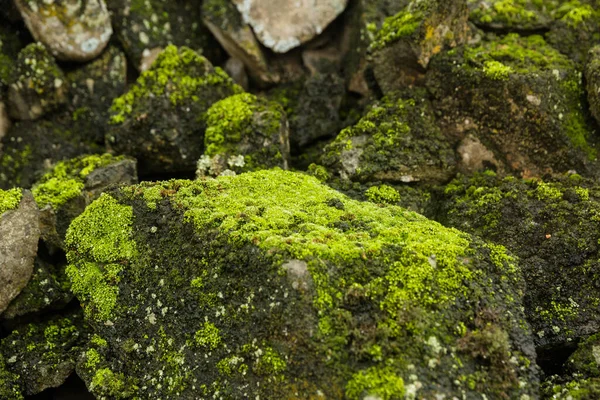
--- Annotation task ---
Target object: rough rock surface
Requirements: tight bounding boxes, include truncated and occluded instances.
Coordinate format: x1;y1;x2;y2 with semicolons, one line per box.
427;33;599;178
0;311;89;395
438;172;600;349
107;45;242;174
586;45;600;127
7;43;67;121
322;90;456;184
197;93;290;177
14;0;112;62
0;189;40;314
370;0;471;93
65;170;538;399
231;0;349;53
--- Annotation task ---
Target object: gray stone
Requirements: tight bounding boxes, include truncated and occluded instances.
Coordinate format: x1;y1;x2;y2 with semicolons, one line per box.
0;190;40;314
232;0;348;53
14;0;112;62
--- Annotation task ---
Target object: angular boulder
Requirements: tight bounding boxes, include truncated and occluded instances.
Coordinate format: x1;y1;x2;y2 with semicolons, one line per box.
65;170;539;399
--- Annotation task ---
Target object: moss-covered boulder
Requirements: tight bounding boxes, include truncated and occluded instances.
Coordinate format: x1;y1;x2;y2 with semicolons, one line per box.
14;0;112;62
7;43;67;121
467;0;560;30
370;0;470;93
106;0;220;71
65;169;538;399
0;189;39;315
426;33;599;178
0;312;89;396
107;45;242;174
322;90;456;184
33;154;137;251
586;45;600;127
196;93;290;177
438;172;600;349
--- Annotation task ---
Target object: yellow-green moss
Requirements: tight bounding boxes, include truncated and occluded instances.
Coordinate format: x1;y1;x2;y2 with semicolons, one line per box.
194;322;221;350
65;194;136;321
204;93;255;156
370;11;423;51
483;60;513;80
0;188;22;216
346;367;405;400
365;185;401;204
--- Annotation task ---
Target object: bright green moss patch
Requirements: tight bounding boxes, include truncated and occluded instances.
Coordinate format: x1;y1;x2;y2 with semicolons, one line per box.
370;11;423;51
90;368;138;398
205;93;255;156
194;322;221;350
33;154;125;209
65;193;136;321
109;45;242;124
483;60;513;80
346;367;405;400
554;1;595;27
365;185;400;204
0;188;22;216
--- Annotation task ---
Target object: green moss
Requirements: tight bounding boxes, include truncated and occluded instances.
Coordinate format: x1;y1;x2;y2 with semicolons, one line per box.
142;185;163;210
534;181;563;200
483;60;513;80
32;154;125;209
370;11;423;51
194;322;221;350
0;188;22;216
205;93;256;156
346;367;405;400
65;194;136;321
307;164;330;182
110;45;242;124
90;334;108;348
365;185;401;204
0;355;23;400
90;368;138;398
10;42;63;96
85;348;102;368
554;1;595;27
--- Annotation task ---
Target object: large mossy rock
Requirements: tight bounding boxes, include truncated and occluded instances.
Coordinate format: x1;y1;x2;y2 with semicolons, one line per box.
438;172;600;349
65;170;538;399
427;33;599;178
107;45;242;175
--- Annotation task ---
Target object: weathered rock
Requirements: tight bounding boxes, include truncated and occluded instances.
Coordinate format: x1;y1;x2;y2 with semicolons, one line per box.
65;170;538;399
438;172;600;349
370;0;470;93
107;46;242;174
197;93;290;177
0;312;89;395
586;45;600;127
231;0;348;53
322;90;456;184
224;57;249;91
33;154;137;250
65;46;128;145
14;0;112;62
107;0;220;71
0;189;39;314
0;21;26;88
427;33;599;178
0;101;10;144
7;43;67;121
202;0;275;86
2;257;71;319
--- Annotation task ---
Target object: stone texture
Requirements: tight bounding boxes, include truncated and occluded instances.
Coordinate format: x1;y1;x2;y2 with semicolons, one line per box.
14;0;112;62
7;43;68;121
0;190;40;314
232;0;349;53
586;45;600;127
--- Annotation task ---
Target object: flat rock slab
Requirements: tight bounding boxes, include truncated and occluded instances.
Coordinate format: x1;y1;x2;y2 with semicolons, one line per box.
0;190;40;314
232;0;348;53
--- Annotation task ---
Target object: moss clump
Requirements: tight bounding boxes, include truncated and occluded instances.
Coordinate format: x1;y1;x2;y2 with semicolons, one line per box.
468;0;564;29
365;185;401;204
90;368;139;399
0;354;23;400
0;188;22;216
554;1;595;27
32;154;125;209
483;60;513;80
370;11;423;51
110;46;242;124
346;367;405;400
9;42;64;97
194;322;221;350
65;193;136;321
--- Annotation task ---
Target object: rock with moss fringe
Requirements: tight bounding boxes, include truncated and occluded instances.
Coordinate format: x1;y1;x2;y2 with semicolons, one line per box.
0;311;90;395
197;93;290;177
230;0;348;53
65;169;538;399
106;0;219;71
2;256;72;320
467;0;559;30
202;0;276;86
370;0;470;93
33;154;137;251
14;0;112;62
0;189;39;314
7;43;67;121
0;354;23;400
322;90;456;184
65;45;128;145
438;172;600;349
426;33;600;179
107;46;242;174
586;45;600;126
